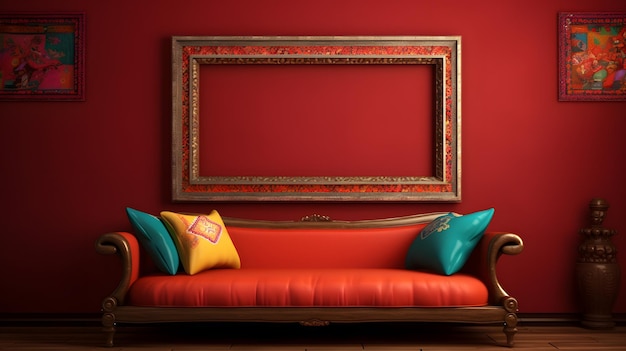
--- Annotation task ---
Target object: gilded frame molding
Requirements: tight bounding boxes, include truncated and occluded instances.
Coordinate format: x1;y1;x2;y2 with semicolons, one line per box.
172;36;461;202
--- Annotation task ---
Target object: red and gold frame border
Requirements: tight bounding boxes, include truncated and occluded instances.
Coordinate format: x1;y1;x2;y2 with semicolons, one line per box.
172;36;461;202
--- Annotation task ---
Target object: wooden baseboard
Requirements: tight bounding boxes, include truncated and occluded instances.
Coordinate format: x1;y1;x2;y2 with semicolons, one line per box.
519;313;626;325
1;312;625;326
0;313;101;325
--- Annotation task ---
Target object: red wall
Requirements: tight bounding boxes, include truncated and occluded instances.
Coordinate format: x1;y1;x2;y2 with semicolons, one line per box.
1;0;626;315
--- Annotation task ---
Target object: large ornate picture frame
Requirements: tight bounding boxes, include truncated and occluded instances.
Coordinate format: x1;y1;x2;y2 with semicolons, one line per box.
0;13;85;101
558;12;626;101
172;36;461;202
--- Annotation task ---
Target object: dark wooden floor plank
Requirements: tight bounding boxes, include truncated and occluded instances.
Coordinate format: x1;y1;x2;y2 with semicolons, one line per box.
0;324;624;350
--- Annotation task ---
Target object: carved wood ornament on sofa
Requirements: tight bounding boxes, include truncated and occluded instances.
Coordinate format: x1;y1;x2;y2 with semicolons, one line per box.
171;36;461;202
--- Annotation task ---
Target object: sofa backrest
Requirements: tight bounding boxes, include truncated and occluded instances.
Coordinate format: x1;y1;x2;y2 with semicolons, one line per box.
223;213;444;269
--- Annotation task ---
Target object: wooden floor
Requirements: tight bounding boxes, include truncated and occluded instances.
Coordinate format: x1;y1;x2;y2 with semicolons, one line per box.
0;322;625;350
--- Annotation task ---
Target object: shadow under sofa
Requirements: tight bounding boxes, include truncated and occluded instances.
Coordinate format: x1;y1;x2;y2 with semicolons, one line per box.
95;211;524;347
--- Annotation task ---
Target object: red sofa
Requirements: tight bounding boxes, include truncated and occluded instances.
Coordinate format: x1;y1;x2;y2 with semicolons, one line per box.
95;211;523;347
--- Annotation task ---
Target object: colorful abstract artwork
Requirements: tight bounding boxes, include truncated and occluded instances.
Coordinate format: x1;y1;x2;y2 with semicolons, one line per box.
0;13;84;101
559;12;626;101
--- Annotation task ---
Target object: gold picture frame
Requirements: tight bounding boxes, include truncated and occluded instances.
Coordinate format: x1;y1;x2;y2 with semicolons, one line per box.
172;36;461;202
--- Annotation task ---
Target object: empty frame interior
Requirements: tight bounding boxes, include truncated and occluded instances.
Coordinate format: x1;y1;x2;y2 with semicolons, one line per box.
198;64;434;177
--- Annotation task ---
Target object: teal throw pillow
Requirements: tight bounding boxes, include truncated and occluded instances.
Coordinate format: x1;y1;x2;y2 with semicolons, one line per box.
405;208;495;276
126;207;180;275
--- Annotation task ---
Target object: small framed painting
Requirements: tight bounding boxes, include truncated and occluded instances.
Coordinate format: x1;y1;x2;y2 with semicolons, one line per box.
558;12;626;101
0;13;85;101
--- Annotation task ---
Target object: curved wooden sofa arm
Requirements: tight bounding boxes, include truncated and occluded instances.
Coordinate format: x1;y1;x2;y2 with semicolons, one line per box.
465;232;524;306
94;232;141;307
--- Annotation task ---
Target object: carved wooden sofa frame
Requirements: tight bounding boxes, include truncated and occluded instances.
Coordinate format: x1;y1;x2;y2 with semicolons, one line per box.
95;213;524;347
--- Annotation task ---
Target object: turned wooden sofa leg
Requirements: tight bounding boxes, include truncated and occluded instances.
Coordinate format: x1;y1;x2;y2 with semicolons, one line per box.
100;296;121;347
502;296;519;347
102;312;116;347
503;313;518;347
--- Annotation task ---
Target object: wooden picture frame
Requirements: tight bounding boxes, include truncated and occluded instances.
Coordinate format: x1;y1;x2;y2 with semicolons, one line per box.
558;12;626;101
0;12;85;101
172;36;461;202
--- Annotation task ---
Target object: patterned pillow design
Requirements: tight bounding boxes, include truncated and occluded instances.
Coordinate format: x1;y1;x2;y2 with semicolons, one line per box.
405;208;495;275
160;210;241;275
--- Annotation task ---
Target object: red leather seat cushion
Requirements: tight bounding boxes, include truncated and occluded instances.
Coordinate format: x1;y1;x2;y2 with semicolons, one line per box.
128;269;488;307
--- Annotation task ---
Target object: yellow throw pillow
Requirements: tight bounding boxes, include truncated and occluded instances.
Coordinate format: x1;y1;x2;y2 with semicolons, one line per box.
160;210;241;275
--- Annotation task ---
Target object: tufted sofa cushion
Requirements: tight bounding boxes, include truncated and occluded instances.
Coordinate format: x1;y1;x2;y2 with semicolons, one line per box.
127;268;488;307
